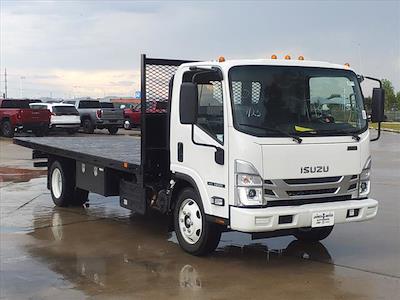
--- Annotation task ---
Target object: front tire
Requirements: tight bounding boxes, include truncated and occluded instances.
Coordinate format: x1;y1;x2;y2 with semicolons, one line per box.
174;188;221;256
294;226;333;242
49;160;88;207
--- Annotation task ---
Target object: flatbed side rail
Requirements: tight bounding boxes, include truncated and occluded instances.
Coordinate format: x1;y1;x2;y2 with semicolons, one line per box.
13;138;140;174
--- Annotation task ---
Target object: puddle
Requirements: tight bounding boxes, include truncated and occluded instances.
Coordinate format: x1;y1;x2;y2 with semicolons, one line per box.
0;166;47;183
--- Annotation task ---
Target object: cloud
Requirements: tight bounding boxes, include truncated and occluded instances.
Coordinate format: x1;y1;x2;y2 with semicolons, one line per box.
1;0;399;98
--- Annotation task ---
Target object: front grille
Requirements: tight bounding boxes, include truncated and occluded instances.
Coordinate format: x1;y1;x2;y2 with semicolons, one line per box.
287;188;337;197
263;175;358;204
283;176;341;185
266;195;352;207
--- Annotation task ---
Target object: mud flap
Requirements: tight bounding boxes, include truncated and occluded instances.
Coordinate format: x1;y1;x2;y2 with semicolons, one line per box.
119;179;146;214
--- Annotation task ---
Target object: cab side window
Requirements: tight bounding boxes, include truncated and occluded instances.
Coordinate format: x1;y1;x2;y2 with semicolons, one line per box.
197;81;224;144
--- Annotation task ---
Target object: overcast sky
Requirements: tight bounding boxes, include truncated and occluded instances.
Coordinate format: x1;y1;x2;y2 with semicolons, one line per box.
1;0;399;99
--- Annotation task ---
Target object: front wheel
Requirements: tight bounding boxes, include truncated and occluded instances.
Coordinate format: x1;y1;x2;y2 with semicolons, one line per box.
294;226;334;242
174;188;221;256
49;160;88;207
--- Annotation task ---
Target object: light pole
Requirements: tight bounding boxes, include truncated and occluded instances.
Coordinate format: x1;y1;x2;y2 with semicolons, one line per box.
19;76;26;98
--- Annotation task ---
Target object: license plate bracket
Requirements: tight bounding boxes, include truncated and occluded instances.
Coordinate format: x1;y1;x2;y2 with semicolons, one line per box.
311;211;334;227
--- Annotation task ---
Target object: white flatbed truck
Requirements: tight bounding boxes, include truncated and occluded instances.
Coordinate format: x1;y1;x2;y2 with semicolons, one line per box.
14;54;385;255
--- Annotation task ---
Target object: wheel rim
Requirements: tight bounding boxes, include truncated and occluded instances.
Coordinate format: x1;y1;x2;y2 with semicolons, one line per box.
3;122;11;135
51;168;62;198
124;120;131;129
178;198;202;245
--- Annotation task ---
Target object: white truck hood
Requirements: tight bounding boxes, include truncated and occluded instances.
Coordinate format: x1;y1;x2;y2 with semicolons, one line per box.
260;142;362;180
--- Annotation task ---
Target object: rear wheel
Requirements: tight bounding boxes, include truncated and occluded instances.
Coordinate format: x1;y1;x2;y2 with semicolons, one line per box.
1;120;14;138
82;119;95;134
49;160;88;207
294;226;334;242
174;188;221;256
107;126;119;135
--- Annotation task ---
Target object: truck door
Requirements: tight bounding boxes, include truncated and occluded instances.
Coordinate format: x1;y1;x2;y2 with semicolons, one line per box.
173;71;228;219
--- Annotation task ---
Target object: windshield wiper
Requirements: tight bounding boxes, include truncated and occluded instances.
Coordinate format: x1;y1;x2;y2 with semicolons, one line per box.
316;129;361;141
239;123;303;144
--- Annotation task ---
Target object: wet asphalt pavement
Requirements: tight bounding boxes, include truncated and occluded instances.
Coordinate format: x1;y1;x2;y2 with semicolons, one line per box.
0;131;399;299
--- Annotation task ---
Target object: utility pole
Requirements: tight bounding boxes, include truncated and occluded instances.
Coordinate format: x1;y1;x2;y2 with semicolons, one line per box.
4;68;8;99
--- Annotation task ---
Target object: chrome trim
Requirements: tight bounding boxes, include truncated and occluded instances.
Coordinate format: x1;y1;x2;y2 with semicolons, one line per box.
264;175;359;201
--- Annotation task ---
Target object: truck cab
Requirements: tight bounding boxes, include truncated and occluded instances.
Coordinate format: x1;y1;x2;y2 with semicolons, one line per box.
165;56;384;254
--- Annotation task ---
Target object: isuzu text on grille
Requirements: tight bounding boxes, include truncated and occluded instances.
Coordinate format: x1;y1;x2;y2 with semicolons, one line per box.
300;166;330;174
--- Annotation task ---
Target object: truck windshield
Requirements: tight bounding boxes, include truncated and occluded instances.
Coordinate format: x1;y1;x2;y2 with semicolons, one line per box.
228;66;367;137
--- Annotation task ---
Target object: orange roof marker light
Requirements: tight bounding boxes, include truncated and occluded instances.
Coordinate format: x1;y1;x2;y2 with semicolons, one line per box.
344;63;350;68
271;54;277;59
123;162;129;168
298;55;305;60
284;55;291;60
218;56;226;62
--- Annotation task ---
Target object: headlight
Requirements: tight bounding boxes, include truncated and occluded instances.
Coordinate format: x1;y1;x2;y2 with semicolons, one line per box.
358;157;371;197
235;160;264;206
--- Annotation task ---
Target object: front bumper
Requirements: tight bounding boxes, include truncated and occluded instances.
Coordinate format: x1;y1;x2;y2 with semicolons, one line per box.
95;119;124;127
50;123;80;129
230;198;378;232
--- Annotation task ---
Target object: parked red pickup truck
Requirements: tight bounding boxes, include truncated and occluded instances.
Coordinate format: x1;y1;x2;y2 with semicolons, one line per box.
0;99;51;137
112;103;141;129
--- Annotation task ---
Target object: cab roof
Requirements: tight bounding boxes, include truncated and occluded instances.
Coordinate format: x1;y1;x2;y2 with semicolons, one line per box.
181;59;355;73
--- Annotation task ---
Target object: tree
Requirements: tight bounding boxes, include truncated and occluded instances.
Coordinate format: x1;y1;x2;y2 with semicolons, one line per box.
381;79;397;111
397;92;400;109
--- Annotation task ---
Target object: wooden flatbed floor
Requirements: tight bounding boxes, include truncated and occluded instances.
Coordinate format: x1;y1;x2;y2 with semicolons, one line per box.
14;136;141;173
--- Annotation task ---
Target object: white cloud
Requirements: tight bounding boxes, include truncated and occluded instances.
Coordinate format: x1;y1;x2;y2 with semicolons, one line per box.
1;0;399;98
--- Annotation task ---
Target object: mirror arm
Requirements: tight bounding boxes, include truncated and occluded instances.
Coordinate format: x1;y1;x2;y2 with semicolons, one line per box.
364;76;382;88
370;122;381;142
190;125;224;165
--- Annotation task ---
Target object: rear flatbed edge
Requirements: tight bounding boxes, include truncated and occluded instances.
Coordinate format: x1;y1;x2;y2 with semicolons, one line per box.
13;137;141;174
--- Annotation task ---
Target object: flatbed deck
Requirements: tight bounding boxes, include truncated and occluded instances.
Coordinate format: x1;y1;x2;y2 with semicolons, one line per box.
14;136;141;173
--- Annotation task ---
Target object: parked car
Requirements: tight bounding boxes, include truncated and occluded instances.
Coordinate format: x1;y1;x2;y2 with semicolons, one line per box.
113;103;141;129
29;103;81;134
63;100;124;135
0;99;50;137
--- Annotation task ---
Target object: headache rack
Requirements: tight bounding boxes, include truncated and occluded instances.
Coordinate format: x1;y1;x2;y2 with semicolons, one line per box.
140;55;195;181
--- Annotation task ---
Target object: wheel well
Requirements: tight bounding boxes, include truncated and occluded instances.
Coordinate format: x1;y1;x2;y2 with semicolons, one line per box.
81;115;92;122
1;117;10;124
169;179;193;211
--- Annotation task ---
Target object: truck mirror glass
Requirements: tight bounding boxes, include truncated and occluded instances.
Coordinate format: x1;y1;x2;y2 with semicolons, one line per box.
371;88;385;123
179;82;198;124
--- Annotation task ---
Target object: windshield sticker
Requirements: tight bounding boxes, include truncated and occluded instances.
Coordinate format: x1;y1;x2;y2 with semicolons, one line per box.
362;110;367;119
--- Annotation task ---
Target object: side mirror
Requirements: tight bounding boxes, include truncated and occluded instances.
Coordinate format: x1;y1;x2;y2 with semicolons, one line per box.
371;88;385;123
214;147;224;165
179;82;198;124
